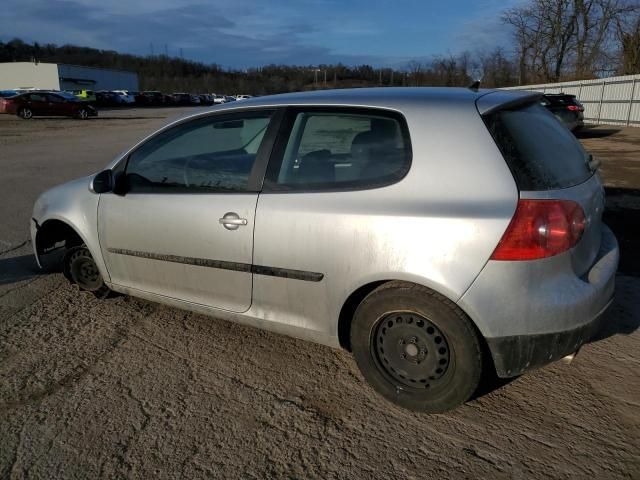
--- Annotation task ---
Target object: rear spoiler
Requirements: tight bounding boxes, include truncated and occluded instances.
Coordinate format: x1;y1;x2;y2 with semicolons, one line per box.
476;90;543;116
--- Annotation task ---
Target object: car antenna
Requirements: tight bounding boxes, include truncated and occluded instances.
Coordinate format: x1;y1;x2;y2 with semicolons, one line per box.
468;80;481;92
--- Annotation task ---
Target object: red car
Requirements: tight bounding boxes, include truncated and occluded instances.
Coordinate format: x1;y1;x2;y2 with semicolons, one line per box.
0;91;97;119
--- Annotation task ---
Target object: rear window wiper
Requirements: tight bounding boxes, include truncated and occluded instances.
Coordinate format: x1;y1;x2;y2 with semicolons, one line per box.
587;154;601;172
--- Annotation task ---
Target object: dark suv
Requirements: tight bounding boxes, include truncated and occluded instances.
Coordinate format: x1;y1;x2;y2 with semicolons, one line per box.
541;94;585;132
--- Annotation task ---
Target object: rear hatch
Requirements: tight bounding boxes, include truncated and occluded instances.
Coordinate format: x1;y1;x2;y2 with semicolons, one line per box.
478;95;603;276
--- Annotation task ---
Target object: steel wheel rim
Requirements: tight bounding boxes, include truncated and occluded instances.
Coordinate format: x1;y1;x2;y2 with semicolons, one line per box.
372;312;451;390
69;251;102;290
22;109;32;119
79;109;87;119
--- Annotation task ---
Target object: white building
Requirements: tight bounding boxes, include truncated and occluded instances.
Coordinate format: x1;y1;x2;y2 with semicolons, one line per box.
0;62;139;91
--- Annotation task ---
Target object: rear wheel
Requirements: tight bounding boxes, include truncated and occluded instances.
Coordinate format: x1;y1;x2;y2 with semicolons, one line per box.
63;246;110;298
351;282;483;413
18;107;33;119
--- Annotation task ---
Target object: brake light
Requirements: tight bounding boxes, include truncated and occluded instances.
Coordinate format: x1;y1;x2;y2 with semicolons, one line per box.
567;105;584;112
491;199;586;261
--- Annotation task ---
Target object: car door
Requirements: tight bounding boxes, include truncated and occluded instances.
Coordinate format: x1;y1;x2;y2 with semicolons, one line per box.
46;93;71;116
98;109;280;312
253;107;412;328
27;93;49;115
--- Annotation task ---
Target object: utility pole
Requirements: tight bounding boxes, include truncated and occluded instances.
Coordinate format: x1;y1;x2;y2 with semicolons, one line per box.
379;69;382;85
390;69;394;86
324;70;327;87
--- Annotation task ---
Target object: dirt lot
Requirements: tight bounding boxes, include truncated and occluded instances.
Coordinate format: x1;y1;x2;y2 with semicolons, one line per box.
0;110;639;479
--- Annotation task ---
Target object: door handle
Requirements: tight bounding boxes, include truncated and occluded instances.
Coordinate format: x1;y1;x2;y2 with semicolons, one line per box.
219;212;247;230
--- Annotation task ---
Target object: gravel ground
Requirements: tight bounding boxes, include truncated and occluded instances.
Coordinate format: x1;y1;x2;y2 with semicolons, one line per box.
0;110;639;479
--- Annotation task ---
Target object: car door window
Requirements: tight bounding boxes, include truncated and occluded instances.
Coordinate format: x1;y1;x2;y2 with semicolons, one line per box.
47;94;64;103
265;109;411;191
125;111;274;193
29;93;47;102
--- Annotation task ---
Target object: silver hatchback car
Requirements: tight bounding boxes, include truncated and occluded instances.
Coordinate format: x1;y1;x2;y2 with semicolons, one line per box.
31;88;618;413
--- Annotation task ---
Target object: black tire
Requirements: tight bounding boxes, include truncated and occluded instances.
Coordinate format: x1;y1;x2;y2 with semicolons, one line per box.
63;246;111;299
76;108;89;120
18;107;33;119
350;281;483;413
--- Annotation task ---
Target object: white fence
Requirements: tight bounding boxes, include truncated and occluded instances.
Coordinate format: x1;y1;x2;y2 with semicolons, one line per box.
503;73;640;127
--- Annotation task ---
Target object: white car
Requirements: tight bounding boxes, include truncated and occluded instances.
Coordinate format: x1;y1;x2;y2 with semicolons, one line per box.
112;90;136;104
235;94;253;100
213;94;227;104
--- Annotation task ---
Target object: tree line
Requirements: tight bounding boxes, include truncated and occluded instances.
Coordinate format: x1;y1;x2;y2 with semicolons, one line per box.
0;0;638;94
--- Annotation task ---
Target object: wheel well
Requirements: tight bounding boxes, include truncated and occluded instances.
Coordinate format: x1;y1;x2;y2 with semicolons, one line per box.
35;220;83;256
338;280;387;351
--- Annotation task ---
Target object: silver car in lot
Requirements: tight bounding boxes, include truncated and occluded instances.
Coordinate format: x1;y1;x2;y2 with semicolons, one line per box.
31;88;618;412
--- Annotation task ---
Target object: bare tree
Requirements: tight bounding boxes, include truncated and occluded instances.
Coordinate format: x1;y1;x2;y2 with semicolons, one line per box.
573;0;639;77
477;47;518;87
503;0;577;83
503;0;639;83
616;10;640;73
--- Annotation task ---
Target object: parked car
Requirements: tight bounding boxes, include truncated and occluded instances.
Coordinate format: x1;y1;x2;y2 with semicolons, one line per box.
541;93;585;132
1;91;97;119
0;90;17;98
199;94;214;106
30;88;617;413
235;94;252;100
67;89;97;104
213;94;226;104
171;93;192;105
224;95;236;102
138;91;165;106
189;94;201;105
112;90;136;104
96;91;120;107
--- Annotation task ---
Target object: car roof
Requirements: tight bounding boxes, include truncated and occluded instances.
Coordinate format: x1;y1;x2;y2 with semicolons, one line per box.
202;87;539;116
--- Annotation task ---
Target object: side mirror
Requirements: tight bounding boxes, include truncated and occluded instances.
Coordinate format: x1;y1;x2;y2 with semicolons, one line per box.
89;169;113;194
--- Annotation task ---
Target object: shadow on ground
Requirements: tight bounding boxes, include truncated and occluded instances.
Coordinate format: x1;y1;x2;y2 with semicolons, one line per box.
576;127;621;139
0;251;62;286
604;187;640;276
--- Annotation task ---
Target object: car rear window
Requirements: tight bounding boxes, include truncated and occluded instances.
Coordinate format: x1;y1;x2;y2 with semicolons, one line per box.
483;102;592;190
545;95;576;105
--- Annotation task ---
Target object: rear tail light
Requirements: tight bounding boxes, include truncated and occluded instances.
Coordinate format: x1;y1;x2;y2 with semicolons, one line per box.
491;199;586;261
567;105;584;112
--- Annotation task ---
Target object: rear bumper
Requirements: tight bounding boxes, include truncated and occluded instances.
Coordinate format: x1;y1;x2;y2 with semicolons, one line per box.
459;224;619;377
486;295;613;377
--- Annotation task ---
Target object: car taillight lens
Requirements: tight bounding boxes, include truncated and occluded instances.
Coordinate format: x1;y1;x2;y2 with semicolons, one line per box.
567;105;584;112
491;199;586;261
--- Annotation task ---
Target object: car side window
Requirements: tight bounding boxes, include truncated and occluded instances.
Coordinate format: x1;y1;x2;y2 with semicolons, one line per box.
125;111;274;193
30;94;46;102
48;94;64;103
264;109;411;191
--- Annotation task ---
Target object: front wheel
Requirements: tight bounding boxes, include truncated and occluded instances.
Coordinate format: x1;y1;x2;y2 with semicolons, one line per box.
351;282;484;413
63;246;111;298
18;107;33;119
76;108;89;120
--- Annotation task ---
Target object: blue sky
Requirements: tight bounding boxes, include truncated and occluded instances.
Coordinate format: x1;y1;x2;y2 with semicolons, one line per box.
1;0;519;68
